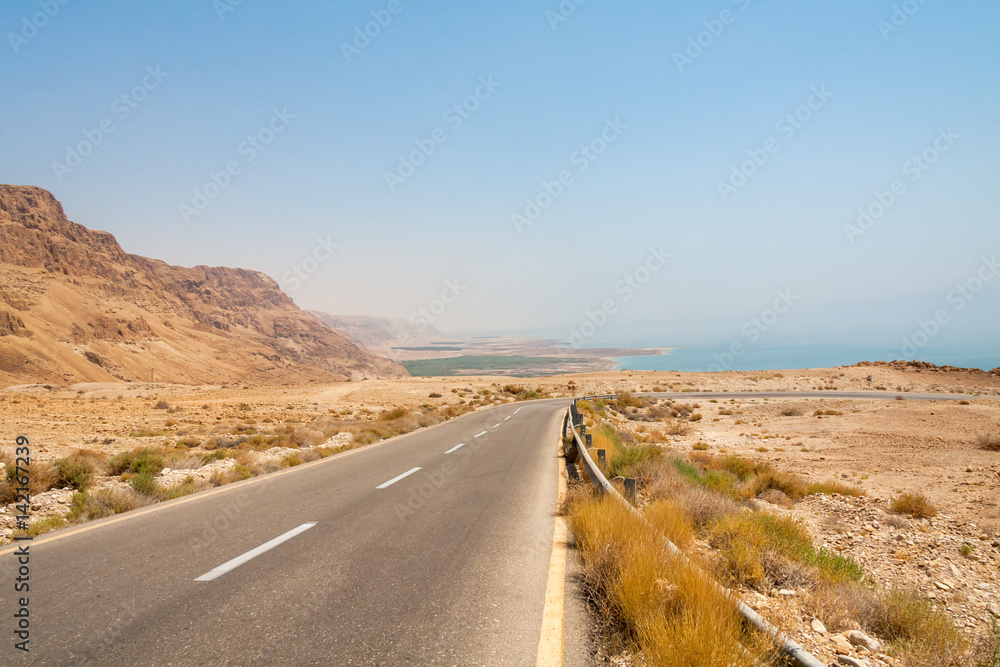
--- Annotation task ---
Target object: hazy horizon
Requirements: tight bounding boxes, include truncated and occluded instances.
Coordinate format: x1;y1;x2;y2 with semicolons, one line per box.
3;1;998;359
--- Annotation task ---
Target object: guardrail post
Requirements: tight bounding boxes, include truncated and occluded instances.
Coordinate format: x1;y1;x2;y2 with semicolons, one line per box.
597;449;606;470
585;434;592;448
624;478;637;506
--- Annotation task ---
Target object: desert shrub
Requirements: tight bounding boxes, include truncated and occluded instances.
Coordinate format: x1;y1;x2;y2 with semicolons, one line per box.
974;621;1000;667
861;588;967;666
201;449;236;464
708;510;862;589
291;428;324;448
130;471;158;496
612;392;646;410
25;461;61;495
67;488;143;521
231;463;255;481
0;480;14;504
352;430;380;446
979;433;1000;452
53;454;96;491
758;489;795;509
892;492;937;518
781;407;803;417
663;420;692;436
382;407;407;420
22;516;68;537
206;435;250;450
281;452;303;468
608;442;662;479
109;448;164;476
157;477;199;501
806;480;865;497
154;400;170;410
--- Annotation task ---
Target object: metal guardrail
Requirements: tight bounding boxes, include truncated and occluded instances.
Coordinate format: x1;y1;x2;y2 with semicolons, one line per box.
567;399;825;667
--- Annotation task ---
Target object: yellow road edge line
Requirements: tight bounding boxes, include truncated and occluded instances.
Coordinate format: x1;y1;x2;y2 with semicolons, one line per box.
536;438;569;667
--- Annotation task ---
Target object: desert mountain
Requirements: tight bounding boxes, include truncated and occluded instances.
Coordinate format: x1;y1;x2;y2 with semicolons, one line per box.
308;312;448;352
0;185;407;386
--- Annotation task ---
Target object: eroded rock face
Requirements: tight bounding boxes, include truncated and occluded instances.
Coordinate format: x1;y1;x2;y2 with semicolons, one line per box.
0;185;407;385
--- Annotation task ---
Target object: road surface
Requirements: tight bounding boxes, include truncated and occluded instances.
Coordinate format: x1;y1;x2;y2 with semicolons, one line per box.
1;400;581;666
0;390;978;665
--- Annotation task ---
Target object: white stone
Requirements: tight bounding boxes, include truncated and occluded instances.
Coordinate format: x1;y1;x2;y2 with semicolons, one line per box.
847;630;882;653
837;656;872;667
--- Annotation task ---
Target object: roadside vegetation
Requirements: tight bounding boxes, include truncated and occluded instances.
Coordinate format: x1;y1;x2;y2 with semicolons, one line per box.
563;395;984;667
567;488;775;666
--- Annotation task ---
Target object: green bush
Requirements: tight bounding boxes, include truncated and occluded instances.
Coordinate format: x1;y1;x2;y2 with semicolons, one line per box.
129;471;158;496
53;455;95;491
109;448;164;476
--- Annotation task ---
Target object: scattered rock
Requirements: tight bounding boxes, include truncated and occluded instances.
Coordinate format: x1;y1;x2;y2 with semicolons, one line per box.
846;630;881;653
831;634;853;654
777;589;796;597
837;656;871;667
811;618;828;634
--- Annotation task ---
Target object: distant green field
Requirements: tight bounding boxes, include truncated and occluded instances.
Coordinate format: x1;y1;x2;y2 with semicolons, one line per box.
393;346;463;352
402;355;579;377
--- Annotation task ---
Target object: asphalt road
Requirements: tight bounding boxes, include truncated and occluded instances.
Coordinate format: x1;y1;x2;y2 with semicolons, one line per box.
0;400;573;666
0;389;979;666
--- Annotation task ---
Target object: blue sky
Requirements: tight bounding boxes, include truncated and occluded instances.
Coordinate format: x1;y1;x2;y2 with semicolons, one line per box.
2;0;998;357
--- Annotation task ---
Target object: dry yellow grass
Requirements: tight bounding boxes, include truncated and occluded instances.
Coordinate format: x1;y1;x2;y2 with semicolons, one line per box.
568;494;774;666
892;491;937;518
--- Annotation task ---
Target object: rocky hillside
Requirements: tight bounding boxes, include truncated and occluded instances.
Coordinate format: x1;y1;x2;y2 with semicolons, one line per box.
0;185;406;385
